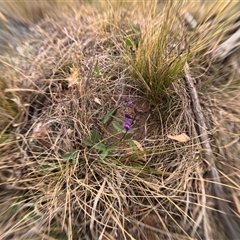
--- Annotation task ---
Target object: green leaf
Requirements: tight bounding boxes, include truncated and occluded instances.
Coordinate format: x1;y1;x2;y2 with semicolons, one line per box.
103;106;119;124
0;134;10;144
94;142;106;151
63;150;78;161
106;146;117;151
128;23;139;35
93;65;101;75
122;129;134;134
128;140;138;151
90;130;100;143
100;150;109;160
10;204;20;214
127;129;134;134
111;115;122;122
83;138;93;147
112;121;123;132
125;37;134;47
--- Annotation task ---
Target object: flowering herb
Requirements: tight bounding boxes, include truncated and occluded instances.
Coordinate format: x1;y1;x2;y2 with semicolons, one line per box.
121;97;133;106
120;97;139;132
118;97;142;142
123;114;134;131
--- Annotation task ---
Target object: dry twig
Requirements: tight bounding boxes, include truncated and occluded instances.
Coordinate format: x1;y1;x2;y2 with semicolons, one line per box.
213;28;240;61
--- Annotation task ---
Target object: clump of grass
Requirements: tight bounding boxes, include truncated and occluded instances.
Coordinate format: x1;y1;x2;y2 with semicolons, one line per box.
0;1;240;240
128;1;189;101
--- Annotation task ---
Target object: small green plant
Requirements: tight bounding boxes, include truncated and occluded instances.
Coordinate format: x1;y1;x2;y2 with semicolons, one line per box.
62;149;79;162
92;65;101;75
83;103;137;159
112;120;133;134
83;129;117;160
103;106;119;124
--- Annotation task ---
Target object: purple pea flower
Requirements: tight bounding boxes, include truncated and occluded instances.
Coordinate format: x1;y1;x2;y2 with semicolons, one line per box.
123;114;133;131
128;101;133;107
120;97;127;105
120;97;133;107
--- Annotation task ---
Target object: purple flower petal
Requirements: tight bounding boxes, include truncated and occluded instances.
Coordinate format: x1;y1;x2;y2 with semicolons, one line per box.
128;101;133;107
123;122;132;131
120;97;134;107
125;113;133;120
123;114;133;131
120;97;126;105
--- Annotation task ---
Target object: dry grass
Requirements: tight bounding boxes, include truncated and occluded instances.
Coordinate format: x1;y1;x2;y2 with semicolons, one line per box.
0;1;240;240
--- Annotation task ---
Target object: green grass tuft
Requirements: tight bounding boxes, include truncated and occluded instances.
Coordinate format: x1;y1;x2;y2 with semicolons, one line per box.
129;1;189;101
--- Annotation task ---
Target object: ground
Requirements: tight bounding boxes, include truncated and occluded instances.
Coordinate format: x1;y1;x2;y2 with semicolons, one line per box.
0;1;240;240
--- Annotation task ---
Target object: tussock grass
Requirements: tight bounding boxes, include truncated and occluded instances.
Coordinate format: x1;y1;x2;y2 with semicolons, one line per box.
129;1;189;101
0;1;240;240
